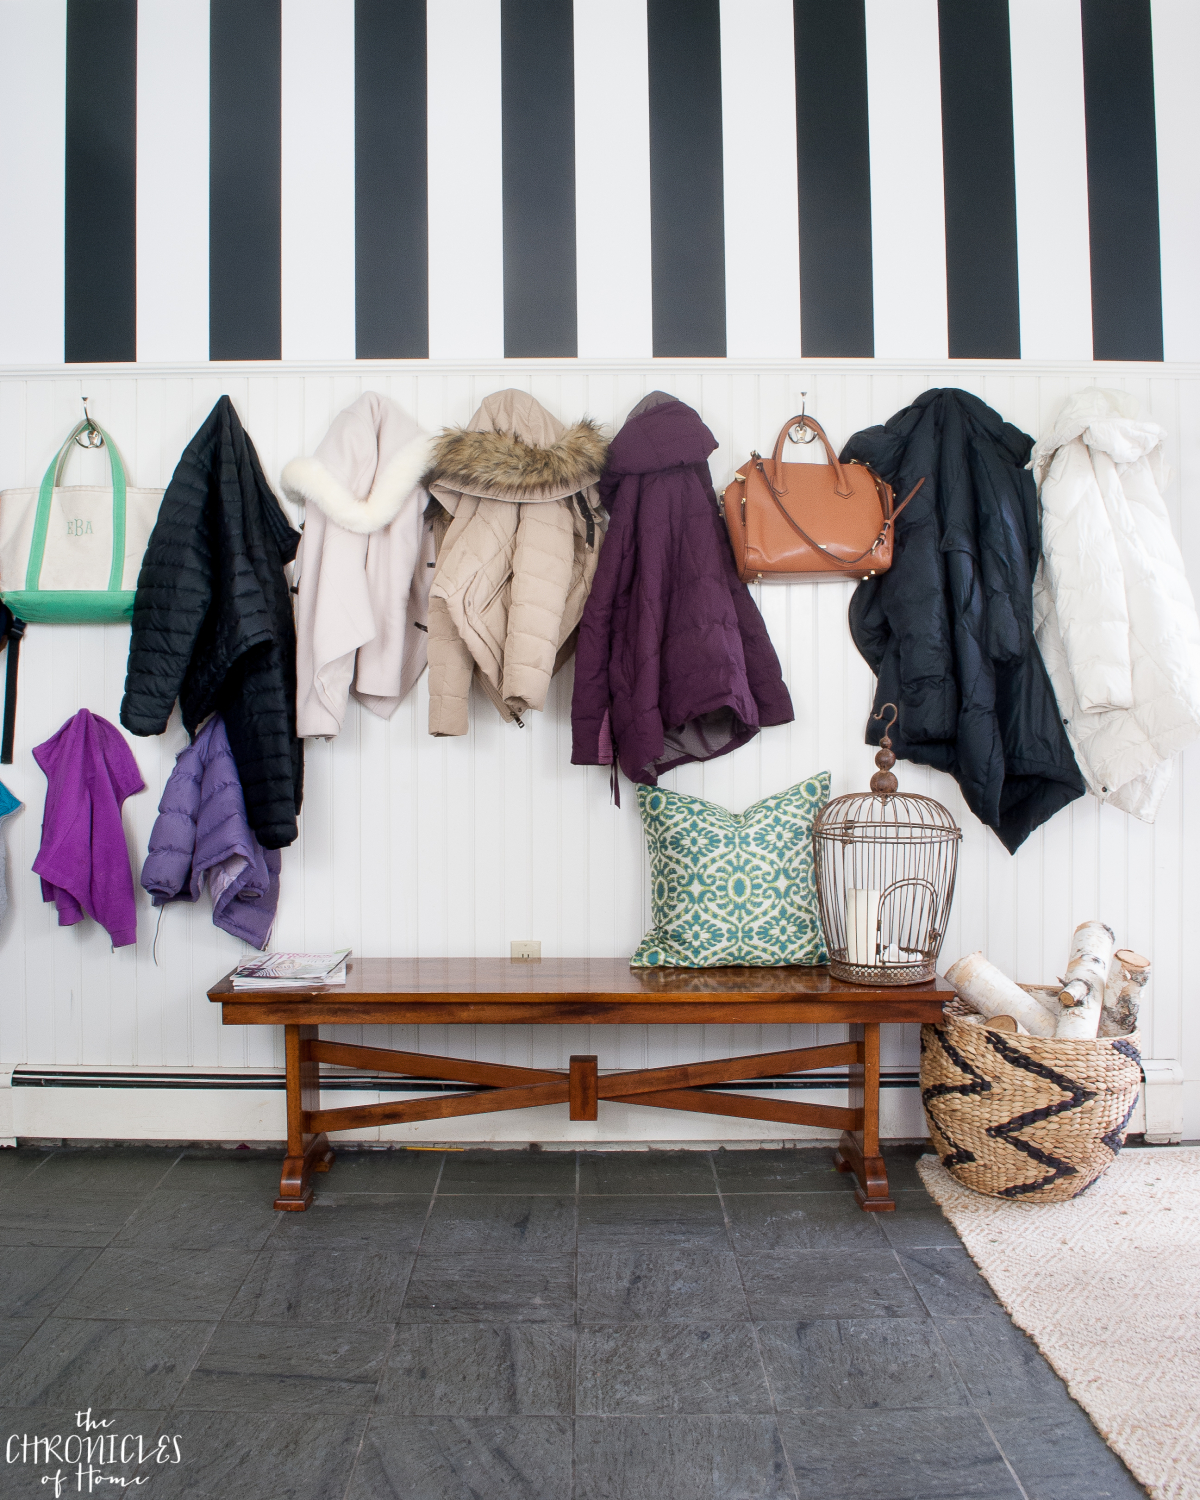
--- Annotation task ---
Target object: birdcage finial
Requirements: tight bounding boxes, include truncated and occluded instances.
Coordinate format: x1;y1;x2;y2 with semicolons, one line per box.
870;702;899;796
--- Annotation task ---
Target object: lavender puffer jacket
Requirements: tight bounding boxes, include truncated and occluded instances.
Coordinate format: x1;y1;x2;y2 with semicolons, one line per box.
571;394;793;785
141;715;280;948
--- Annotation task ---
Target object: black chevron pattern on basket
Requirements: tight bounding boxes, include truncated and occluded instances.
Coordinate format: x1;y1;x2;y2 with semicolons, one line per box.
920;1024;992;1170
1101;1093;1140;1156
982;1030;1098;1198
1100;1038;1142;1155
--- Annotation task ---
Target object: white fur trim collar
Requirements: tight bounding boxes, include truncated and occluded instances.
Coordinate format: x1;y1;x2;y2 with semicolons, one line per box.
281;431;435;535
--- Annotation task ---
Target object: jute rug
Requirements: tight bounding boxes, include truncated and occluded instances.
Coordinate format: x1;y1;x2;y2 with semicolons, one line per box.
919;1147;1200;1500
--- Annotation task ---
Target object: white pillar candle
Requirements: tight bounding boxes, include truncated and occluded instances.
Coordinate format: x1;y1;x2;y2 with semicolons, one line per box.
845;888;881;965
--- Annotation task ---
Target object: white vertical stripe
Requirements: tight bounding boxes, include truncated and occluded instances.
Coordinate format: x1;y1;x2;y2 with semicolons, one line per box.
427;0;504;359
0;0;66;363
864;0;947;359
136;0;209;363
1152;0;1200;360
280;0;356;361
719;0;800;358
574;0;653;359
1008;1;1092;360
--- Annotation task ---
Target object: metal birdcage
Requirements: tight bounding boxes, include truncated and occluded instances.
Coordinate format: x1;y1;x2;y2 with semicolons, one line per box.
814;705;961;986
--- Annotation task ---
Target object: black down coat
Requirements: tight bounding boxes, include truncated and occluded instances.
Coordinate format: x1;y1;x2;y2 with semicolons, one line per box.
121;397;303;849
843;388;1084;853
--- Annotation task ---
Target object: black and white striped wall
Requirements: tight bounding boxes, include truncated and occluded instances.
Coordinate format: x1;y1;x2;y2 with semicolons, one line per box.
0;0;1197;366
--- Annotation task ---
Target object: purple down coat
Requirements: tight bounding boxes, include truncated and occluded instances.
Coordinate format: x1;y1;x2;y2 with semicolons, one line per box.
571;394;793;784
141;715;280;949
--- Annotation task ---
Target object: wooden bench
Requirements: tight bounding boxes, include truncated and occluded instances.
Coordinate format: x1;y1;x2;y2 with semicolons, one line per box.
208;958;950;1213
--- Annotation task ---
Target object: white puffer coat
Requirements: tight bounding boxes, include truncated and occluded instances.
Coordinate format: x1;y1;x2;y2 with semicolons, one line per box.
1031;389;1200;821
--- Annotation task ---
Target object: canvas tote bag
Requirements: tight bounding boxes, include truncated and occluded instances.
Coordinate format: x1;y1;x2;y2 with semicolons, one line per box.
0;419;163;624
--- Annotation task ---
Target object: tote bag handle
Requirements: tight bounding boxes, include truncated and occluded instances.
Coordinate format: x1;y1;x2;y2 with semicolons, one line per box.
25;420;128;593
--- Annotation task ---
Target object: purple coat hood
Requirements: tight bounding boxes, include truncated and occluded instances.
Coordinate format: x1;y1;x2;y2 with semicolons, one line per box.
141;715;280;949
571;394;793;784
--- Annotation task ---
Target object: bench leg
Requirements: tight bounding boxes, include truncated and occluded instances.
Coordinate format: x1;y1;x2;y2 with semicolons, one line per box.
276;1024;334;1211
569;1055;599;1120
833;1022;894;1212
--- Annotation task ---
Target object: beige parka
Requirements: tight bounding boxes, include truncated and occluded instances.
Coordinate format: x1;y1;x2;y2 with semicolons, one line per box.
424;390;608;735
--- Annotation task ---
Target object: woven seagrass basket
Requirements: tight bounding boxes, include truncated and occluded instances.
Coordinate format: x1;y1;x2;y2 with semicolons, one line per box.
920;1007;1142;1203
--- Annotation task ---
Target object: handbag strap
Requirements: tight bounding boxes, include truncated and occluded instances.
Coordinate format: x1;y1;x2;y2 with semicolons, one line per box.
25;421;128;593
1;613;25;765
753;456;925;569
769;415;853;499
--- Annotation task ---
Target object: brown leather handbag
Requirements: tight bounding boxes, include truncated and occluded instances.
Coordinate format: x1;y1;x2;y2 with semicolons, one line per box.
721;414;923;582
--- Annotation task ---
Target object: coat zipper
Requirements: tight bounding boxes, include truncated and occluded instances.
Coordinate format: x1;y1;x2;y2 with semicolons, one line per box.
575;492;595;549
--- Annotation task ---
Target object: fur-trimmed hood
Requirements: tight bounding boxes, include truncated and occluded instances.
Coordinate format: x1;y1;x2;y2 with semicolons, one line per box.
425;389;608;506
281;392;434;535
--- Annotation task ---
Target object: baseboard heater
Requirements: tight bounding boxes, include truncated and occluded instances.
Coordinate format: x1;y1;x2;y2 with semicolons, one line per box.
11;1066;920;1093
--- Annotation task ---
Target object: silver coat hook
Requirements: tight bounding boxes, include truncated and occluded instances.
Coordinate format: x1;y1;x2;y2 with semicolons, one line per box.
76;396;104;450
788;391;817;445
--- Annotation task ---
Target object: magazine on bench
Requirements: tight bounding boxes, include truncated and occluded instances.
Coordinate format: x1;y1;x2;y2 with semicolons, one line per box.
231;949;352;988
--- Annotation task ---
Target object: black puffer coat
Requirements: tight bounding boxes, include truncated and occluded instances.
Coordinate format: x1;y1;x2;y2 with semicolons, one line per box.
121;397;303;849
844;388;1084;853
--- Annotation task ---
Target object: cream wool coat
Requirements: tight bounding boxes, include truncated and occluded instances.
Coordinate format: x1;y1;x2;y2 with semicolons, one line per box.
425;390;608;736
1032;389;1200;820
281;394;435;737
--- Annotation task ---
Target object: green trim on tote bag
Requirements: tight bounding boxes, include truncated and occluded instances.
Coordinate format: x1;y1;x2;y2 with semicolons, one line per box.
0;590;134;624
27;420;128;592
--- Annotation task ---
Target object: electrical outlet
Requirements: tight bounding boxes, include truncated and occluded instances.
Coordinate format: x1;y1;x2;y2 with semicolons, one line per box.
510;940;542;961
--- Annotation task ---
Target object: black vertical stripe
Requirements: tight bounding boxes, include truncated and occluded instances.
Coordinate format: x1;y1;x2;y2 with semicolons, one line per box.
501;0;577;357
794;0;873;358
1081;1;1163;362
938;0;1021;359
647;0;725;358
209;0;281;361
355;0;428;359
64;0;136;363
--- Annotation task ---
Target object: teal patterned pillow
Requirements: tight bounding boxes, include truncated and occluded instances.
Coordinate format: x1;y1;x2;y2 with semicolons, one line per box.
631;775;830;968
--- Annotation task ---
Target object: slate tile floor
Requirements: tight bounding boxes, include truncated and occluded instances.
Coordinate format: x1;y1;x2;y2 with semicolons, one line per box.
0;1143;1147;1500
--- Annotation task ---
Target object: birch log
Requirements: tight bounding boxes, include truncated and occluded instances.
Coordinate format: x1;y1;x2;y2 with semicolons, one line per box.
1098;949;1150;1037
956;1013;1030;1034
944;953;1058;1037
1055;920;1116;1039
984;1014;1029;1035
1019;984;1066;1025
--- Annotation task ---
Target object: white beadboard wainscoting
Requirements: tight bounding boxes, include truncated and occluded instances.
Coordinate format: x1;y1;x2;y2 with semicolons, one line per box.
0;358;1196;1143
